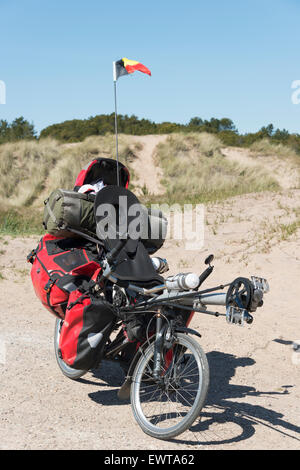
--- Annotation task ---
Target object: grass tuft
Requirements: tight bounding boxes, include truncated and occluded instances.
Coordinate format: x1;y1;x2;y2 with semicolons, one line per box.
154;133;280;204
0;208;43;236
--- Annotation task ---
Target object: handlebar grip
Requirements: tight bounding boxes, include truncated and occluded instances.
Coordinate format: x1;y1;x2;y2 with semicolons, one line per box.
106;234;128;264
198;266;213;287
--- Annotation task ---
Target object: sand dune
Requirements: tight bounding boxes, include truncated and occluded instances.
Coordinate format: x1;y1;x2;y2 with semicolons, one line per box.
222;146;299;190
129;134;167;196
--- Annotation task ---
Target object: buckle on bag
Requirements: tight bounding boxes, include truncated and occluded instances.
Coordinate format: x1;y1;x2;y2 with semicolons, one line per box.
27;249;36;264
44;279;55;294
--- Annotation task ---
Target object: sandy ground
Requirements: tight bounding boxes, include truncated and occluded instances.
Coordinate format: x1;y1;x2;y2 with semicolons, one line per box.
0;143;299;450
130;135;167;196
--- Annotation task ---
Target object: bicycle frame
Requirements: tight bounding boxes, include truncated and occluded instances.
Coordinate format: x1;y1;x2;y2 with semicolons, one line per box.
102;280;230;363
119;281;229;317
102;282;227;392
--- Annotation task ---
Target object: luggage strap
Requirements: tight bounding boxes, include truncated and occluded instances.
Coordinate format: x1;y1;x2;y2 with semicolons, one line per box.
44;198;60;228
66;280;97;310
44;278;56;294
66;226;105;247
67;294;89;311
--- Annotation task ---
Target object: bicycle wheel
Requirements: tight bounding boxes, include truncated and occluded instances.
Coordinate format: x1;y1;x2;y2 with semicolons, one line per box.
130;333;209;440
54;318;87;380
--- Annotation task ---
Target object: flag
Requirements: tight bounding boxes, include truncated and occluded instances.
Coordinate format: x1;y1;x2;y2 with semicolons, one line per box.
113;58;151;81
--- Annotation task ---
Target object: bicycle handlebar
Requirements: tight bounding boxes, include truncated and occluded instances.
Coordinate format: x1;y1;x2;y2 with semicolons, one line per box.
198;265;214;287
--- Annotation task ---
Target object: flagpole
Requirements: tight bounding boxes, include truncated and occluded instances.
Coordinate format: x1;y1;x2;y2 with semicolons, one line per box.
113;62;120;186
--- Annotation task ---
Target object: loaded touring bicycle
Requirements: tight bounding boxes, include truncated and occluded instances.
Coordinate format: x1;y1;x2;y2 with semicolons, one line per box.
29;157;269;440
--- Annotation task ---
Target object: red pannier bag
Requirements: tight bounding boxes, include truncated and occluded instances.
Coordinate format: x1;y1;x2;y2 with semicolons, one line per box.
59;291;116;370
29;234;101;319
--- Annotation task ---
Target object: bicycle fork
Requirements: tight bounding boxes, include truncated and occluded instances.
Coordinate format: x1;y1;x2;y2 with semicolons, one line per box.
152;314;165;380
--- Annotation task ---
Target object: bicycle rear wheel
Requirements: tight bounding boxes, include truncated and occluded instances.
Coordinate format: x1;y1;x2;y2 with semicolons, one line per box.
130;333;209;440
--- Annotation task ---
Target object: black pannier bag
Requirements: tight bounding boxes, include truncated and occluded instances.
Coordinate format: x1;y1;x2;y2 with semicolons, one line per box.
59;290;116;370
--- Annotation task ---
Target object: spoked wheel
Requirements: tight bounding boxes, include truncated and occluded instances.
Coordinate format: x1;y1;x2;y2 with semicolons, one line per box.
54;318;87;380
130;333;209;440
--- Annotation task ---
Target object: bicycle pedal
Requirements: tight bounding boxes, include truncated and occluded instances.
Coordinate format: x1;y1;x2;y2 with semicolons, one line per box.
226;306;253;327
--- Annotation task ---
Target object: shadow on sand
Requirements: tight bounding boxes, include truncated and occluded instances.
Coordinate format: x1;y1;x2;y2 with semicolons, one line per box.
86;360;129;405
87;350;300;446
171;351;300;446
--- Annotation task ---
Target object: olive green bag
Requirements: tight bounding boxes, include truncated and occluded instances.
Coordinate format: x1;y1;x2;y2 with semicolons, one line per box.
43;189;96;238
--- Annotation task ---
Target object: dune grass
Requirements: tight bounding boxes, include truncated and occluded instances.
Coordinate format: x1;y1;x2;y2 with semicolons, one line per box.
0;135;138;235
0;135;137;209
154;133;280;204
45;135;138;194
250;138;300;164
0;132;295;235
0;138;61;207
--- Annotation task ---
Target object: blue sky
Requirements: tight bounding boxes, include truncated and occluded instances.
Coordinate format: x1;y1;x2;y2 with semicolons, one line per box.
0;0;300;134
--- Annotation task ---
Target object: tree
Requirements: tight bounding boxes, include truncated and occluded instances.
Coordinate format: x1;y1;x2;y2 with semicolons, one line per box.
0;120;10;140
273;128;289;142
260;123;274;138
188;117;204;127
0;117;36;143
219;118;237;133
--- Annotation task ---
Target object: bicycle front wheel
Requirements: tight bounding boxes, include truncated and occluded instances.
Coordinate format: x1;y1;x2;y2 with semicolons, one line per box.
130;333;209;440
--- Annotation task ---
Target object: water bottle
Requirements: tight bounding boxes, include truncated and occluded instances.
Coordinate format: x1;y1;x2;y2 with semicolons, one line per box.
151;257;169;274
165;273;200;291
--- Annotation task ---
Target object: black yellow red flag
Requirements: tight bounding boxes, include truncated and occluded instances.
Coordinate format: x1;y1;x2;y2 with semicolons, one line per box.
113;58;151;81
